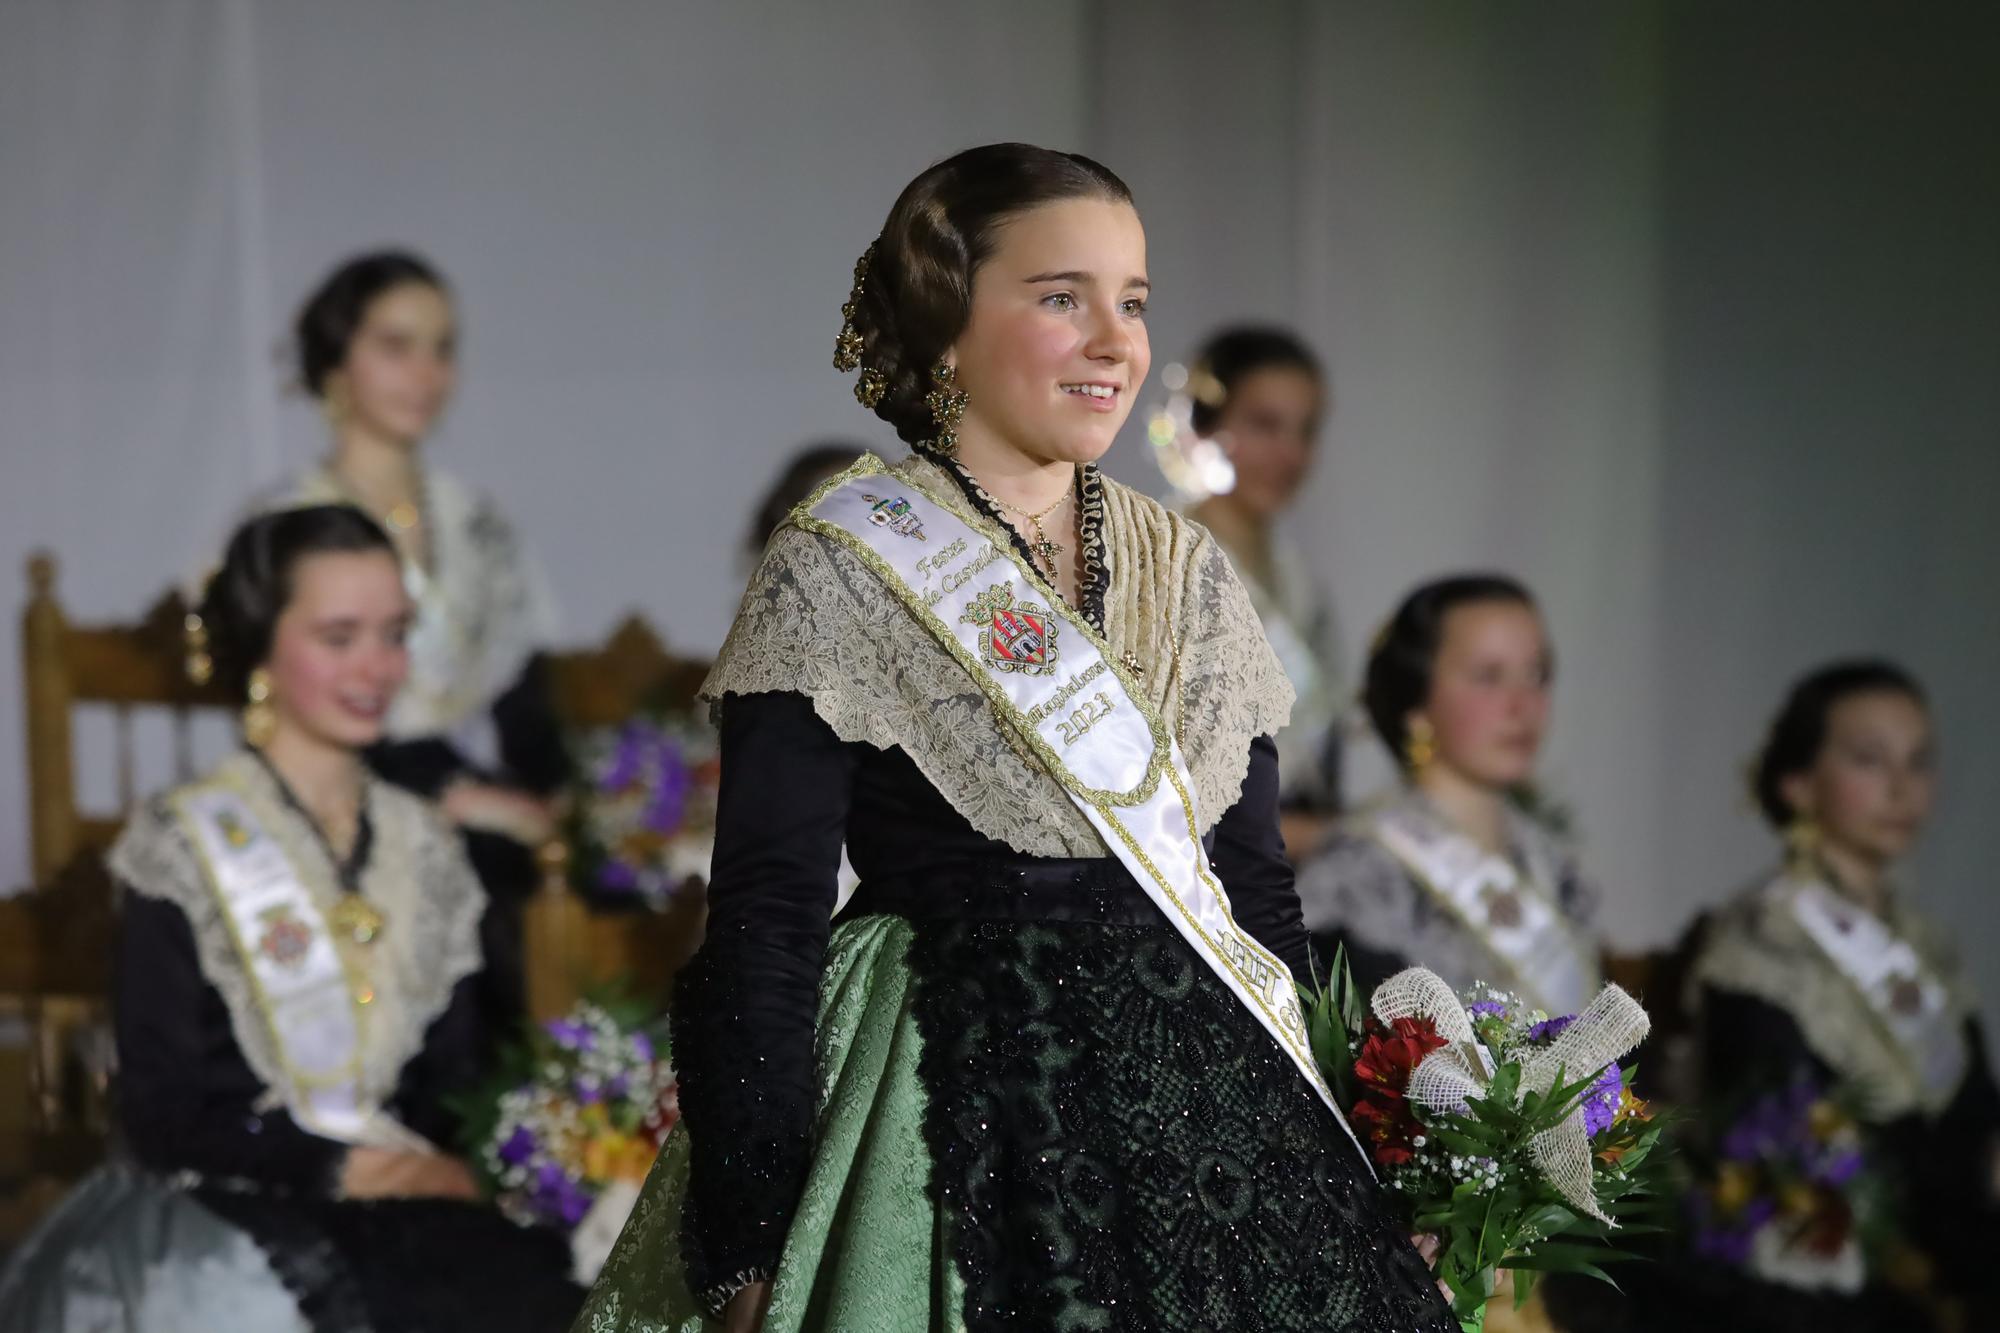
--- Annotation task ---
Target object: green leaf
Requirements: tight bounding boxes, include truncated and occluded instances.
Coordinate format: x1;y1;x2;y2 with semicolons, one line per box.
1501;1254;1620;1287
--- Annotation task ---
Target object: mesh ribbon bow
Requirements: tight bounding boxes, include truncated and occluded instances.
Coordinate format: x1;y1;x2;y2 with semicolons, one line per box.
1372;968;1650;1222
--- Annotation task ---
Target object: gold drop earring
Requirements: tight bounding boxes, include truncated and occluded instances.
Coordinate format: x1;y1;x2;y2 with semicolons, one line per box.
1404;716;1438;774
243;668;277;748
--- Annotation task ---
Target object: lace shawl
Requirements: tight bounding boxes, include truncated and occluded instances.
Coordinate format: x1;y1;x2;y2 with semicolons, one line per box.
701;454;1294;855
1295;786;1600;997
107;751;486;1133
1693;869;1975;1120
250;466;557;741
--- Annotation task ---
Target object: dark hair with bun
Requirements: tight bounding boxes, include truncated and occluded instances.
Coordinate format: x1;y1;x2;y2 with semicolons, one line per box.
1750;659;1927;829
199;505;398;695
295;250;449;397
845;143;1134;445
1363;574;1540;766
1189;325;1322;437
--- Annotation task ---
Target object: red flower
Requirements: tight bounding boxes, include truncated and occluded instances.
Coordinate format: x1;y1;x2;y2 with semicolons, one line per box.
1349;1017;1447;1168
1353;1094;1427;1167
1354;1016;1447;1099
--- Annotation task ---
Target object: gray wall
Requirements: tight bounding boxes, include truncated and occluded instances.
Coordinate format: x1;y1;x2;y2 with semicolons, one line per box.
2;2;1993;1004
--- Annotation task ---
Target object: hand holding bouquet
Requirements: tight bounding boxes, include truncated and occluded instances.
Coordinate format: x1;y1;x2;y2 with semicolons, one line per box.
1305;956;1665;1331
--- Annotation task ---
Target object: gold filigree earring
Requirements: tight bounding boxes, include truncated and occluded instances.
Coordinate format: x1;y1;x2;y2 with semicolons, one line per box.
243;668;277;748
924;360;967;457
184;612;214;686
1404;716;1437;774
1784;815;1821;874
833;245;874;373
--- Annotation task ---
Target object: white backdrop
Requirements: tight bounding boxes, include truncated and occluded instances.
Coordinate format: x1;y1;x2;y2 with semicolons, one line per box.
3;2;1994;1011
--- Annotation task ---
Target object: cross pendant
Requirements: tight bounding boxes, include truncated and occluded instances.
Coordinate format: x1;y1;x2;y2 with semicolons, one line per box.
1031;537;1064;562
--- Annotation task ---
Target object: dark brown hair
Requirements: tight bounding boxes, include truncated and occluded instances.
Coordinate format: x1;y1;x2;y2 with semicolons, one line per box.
295;250;449;398
200;505;397;694
1189;325;1322;436
846;143;1134;445
1364;574;1540;766
1750;659;1927;828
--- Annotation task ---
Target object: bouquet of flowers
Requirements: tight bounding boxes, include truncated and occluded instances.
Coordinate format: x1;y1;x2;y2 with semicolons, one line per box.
567;707;721;908
1687;1080;1885;1294
1305;955;1665;1331
457;998;680;1283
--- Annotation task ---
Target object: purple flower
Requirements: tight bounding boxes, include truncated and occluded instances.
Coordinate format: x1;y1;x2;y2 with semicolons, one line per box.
574;1076;603;1105
497;1125;538;1167
598;723;657;793
641;749;692;834
532;1162;595;1228
1689;1194;1778;1266
597;859;640;892
1583;1063;1624;1137
1468;1000;1508;1019
630;1032;655;1064
1813;1147;1865;1188
1527;1014;1576;1043
544;1018;596;1052
606;1073;631;1100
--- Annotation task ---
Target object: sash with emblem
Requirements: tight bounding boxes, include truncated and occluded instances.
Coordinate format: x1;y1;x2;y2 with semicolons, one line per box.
1789;877;1967;1104
795;456;1365;1164
1371;809;1599;1018
172;780;421;1148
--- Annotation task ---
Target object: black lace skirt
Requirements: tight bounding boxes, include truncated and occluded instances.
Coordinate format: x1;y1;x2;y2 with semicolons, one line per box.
858;862;1457;1333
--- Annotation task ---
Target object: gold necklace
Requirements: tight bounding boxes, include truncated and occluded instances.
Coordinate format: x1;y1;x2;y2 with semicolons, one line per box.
1000;488;1072;584
328;462;431;572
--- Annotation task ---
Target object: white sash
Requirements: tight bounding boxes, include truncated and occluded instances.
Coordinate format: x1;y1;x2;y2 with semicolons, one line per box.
174;784;404;1146
1790;880;1966;1101
799;459;1365;1165
1373;815;1597;1018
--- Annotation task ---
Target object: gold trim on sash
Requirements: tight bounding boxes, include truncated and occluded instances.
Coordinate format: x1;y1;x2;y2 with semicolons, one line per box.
794;456;1363;1165
1790;879;1965;1102
1370;814;1599;1018
171;778;411;1146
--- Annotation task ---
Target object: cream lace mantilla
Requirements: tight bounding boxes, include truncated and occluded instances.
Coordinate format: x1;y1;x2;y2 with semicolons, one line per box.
108;751;487;1130
252;466;556;742
702;454;1295;856
1694;868;1974;1120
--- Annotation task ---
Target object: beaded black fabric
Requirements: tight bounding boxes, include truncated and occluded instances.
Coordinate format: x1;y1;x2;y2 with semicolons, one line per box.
906;903;1457;1333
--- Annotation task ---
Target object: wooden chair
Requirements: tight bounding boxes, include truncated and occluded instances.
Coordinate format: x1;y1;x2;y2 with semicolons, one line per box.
3;553;229;1243
527;616;712;1023
5;554;709;1246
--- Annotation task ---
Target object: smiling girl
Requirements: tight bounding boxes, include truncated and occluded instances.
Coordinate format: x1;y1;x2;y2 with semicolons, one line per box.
572;143;1455;1333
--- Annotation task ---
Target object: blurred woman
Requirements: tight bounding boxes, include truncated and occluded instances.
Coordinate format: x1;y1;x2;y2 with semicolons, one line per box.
1184;326;1346;853
1672;660;1999;1330
240;250;566;1019
1294;574;1600;1015
0;506;581;1332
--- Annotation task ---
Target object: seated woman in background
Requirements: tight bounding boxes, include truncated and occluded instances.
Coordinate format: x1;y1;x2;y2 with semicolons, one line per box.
1293;574;1600;1017
1675;660;1999;1330
0;507;582;1332
1183;326;1347;855
237;250;566;1018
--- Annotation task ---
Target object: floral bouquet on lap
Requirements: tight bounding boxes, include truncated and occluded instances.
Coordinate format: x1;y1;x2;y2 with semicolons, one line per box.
1305;957;1665;1332
456;998;680;1283
567;707;721;908
1687;1080;1888;1295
